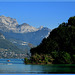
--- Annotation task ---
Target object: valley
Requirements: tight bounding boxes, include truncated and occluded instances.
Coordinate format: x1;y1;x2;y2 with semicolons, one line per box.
0;15;51;58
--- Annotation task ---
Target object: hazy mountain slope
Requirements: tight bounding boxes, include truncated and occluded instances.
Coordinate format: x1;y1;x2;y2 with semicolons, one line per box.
0;15;51;45
0;32;22;54
1;27;51;45
0;15;51;58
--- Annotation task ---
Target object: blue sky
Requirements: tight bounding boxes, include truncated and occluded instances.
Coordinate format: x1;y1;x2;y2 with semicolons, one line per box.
0;74;74;75
0;0;75;2
0;1;75;29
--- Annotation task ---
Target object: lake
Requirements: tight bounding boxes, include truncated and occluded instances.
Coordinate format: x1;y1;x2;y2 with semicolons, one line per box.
0;59;75;74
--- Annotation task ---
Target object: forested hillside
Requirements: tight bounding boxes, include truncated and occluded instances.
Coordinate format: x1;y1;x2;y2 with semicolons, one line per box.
0;32;27;58
25;16;75;64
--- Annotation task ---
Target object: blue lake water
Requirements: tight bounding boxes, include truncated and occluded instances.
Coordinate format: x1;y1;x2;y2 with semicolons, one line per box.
0;59;75;74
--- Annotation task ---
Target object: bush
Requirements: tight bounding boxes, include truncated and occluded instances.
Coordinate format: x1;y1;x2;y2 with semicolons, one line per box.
24;58;29;64
62;52;72;64
72;55;75;63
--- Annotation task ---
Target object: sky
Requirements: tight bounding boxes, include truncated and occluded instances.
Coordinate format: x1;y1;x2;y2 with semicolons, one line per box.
0;0;75;2
0;0;75;29
0;74;74;75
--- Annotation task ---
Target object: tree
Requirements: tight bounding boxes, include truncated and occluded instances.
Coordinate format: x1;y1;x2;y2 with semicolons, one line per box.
30;16;75;64
68;16;75;26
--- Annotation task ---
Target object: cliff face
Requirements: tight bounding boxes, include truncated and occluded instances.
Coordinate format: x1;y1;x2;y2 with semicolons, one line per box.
0;15;46;33
0;15;18;32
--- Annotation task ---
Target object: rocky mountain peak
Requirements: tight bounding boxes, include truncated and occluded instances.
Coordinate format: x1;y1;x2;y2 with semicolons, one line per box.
0;15;18;32
0;15;50;33
18;23;39;33
21;23;30;26
0;15;18;26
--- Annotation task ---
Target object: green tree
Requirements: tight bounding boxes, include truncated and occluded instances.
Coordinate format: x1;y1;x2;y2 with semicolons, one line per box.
68;16;75;26
30;16;75;64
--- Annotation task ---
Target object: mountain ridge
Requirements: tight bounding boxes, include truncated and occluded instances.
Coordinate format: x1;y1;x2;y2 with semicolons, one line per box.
0;15;51;58
0;15;51;33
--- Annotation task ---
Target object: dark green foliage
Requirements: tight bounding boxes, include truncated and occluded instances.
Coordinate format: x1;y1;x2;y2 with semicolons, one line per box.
52;51;72;64
68;16;75;26
30;16;75;64
24;54;53;64
72;55;75;63
24;58;28;64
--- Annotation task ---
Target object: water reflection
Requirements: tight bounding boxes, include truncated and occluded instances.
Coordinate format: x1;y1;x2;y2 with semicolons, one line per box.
0;59;75;73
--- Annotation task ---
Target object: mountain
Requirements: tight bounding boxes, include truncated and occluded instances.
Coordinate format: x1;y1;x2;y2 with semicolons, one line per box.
17;23;39;33
0;15;39;33
0;15;51;58
1;26;51;45
0;15;51;45
0;32;5;39
0;32;28;58
0;15;18;32
0;15;51;33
